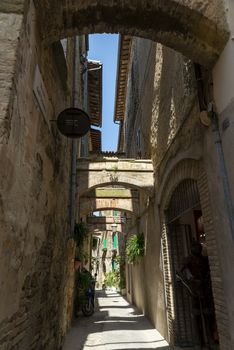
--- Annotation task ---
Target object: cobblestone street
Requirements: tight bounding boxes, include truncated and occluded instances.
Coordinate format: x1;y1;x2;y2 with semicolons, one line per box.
63;290;170;350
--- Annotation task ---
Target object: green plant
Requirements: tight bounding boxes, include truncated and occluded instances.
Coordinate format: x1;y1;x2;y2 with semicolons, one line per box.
74;222;88;247
126;233;144;264
75;270;90;290
74;270;92;307
73;222;89;266
116;255;126;289
119;277;126;290
104;270;120;289
74;246;90;260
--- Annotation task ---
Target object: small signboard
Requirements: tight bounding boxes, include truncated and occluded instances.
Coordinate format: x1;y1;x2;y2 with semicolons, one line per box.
57;108;90;138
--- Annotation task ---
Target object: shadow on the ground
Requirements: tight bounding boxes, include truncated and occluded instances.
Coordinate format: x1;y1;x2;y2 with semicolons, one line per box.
63;290;170;350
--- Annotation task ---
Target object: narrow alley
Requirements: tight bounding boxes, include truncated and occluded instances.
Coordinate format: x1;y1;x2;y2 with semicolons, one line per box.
63;290;170;350
1;1;234;350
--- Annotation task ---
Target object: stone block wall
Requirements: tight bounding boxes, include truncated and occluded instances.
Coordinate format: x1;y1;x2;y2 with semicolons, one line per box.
124;38;198;166
0;12;23;143
0;2;79;349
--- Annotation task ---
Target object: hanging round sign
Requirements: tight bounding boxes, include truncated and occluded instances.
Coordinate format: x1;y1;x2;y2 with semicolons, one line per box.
57;108;90;138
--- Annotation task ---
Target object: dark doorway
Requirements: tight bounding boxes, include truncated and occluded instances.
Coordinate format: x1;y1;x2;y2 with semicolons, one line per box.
165;179;219;349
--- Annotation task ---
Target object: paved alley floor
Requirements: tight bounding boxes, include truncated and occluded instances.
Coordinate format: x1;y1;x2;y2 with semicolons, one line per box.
62;289;170;350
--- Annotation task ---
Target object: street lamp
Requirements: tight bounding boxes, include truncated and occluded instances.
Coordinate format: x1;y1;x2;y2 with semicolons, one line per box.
111;223;117;233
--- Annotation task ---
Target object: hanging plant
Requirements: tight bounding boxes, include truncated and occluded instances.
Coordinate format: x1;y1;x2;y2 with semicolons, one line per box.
126;233;145;264
74;222;88;247
73;222;89;266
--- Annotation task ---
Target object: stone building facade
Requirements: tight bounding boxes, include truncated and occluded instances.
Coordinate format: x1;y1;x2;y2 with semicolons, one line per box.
1;0;234;349
0;1;100;349
115;24;234;349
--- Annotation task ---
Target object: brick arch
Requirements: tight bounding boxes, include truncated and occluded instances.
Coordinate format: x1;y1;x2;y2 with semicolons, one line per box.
159;158;202;211
159;158;231;348
32;0;229;67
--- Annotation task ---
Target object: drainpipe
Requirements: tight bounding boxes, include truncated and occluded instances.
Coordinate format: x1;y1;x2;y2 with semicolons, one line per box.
68;36;80;237
209;103;234;243
81;54;89;158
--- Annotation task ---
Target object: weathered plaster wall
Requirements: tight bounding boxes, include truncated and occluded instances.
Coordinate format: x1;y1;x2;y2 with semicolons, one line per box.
0;2;78;348
126;190;168;339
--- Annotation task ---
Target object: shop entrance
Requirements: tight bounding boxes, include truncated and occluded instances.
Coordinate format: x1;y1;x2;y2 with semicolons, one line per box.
165;179;218;349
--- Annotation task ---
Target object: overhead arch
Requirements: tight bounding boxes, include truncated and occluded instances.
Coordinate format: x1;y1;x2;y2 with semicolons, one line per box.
77;157;154;197
87;215;131;232
79;197;139;216
32;0;229;66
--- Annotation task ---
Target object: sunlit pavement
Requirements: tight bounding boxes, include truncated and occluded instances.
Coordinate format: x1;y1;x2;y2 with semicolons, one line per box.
62;289;170;350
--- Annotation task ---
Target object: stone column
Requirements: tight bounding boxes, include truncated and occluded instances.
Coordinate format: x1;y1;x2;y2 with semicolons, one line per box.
0;1;24;144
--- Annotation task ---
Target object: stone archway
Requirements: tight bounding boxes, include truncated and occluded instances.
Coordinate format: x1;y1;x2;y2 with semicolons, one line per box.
77;157;154;196
0;0;229;146
30;0;229;67
3;0;229;66
79;197;139;216
79;186;140;216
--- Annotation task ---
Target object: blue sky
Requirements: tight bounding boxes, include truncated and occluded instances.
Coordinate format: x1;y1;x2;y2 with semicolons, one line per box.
88;34;119;152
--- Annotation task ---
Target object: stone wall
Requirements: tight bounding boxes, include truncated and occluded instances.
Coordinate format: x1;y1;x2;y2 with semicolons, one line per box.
124;38;156;158
0;2;79;349
124;35;232;348
0;12;23;143
124;38;198;165
123;38;203;341
135;191;168;337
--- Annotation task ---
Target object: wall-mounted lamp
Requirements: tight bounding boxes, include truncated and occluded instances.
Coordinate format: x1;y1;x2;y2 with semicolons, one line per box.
111;223;117;233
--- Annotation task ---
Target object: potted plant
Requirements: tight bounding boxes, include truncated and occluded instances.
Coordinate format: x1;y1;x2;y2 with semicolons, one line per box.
74;222;88;247
73;222;88;268
74;249;82;270
126;233;145;264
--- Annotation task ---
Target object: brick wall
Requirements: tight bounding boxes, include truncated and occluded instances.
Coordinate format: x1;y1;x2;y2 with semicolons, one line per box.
160;159;231;349
198;169;231;349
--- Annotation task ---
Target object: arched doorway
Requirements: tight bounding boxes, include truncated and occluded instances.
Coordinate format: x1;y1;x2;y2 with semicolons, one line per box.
164;179;218;348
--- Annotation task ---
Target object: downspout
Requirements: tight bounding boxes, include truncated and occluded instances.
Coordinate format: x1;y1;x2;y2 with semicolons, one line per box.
81;54;89;157
194;64;234;243
209;103;234;243
68;36;80;237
